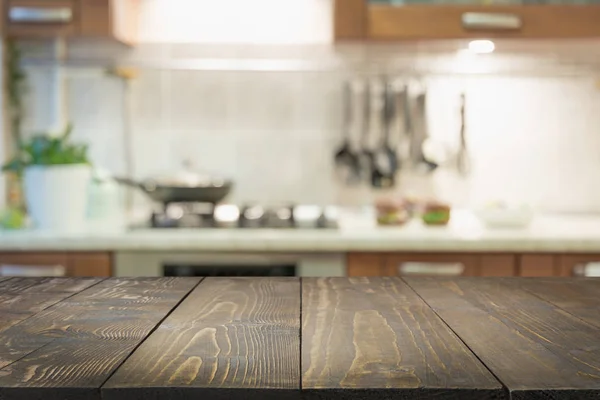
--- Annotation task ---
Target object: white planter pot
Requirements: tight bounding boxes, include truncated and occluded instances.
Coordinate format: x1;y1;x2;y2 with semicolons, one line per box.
24;164;92;233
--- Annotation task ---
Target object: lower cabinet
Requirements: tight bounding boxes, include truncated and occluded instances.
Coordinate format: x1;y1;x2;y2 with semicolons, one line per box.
518;254;557;277
557;254;600;277
0;252;112;277
383;253;479;277
349;252;516;277
347;252;600;277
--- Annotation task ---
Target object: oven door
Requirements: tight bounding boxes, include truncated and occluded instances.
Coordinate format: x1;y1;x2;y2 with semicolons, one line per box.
114;251;345;277
164;264;296;277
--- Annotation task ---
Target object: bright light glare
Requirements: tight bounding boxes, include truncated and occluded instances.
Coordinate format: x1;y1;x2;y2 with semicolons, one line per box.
468;40;495;54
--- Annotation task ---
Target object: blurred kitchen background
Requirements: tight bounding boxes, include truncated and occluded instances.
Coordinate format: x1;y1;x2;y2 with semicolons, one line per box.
3;0;600;279
4;0;600;213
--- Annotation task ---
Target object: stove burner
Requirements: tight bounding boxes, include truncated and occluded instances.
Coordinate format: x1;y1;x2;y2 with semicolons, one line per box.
149;203;338;229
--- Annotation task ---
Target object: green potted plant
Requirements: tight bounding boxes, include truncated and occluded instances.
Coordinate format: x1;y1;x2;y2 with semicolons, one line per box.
2;124;91;232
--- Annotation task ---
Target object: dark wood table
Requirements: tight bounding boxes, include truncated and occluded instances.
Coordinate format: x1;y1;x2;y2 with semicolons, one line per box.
0;276;599;399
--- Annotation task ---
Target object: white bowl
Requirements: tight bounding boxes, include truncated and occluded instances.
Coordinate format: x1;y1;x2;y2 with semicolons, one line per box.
476;206;534;229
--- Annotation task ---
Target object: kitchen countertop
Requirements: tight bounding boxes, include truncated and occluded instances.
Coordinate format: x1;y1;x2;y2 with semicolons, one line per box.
1;211;600;252
0;276;599;400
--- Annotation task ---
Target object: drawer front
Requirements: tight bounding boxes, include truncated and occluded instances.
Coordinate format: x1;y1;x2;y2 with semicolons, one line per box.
383;253;478;277
519;254;557;277
479;255;516;277
347;253;386;277
559;254;600;277
369;4;600;40
0;252;69;277
6;0;80;37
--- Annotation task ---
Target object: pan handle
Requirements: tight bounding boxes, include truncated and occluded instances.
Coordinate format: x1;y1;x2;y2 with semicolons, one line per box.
113;177;154;192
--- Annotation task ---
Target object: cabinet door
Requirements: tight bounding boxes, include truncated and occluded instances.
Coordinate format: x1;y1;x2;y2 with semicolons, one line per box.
347;253;386;276
558;254;600;277
335;0;600;40
68;252;112;277
383;253;478;277
479;254;516;277
519;254;557;277
79;0;138;43
370;3;600;40
6;0;79;37
0;252;69;276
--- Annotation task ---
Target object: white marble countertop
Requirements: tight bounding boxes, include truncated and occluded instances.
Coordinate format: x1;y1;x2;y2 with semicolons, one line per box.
1;210;600;253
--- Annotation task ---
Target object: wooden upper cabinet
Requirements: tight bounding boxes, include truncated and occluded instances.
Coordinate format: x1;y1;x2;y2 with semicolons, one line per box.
334;0;600;41
5;0;80;37
5;0;139;44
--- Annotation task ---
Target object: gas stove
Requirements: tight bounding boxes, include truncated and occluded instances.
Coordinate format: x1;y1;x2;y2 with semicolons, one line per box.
150;203;339;229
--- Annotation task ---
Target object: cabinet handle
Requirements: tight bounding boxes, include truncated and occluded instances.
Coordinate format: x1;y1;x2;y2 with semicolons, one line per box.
398;262;464;276
462;12;522;30
573;263;600;277
9;7;73;23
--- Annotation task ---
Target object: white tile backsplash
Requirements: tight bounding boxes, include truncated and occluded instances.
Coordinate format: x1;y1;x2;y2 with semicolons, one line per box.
169;71;235;131
15;58;600;213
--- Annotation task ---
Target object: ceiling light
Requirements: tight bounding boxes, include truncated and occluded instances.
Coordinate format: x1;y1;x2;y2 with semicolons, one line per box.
468;40;495;54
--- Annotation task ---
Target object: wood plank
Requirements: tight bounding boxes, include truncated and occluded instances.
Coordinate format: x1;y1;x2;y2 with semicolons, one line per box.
514;277;600;328
405;277;600;399
0;277;200;400
302;277;503;399
103;277;301;400
369;4;600;40
0;277;101;333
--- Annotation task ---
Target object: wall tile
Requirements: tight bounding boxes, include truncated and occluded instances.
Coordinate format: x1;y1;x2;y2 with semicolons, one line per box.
130;70;171;131
67;74;124;132
230;72;301;131
22;66;60;134
295;72;346;131
169;71;235;131
20;46;600;214
130;130;176;177
170;131;238;178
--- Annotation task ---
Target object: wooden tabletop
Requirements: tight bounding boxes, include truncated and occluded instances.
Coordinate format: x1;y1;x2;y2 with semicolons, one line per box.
0;277;598;400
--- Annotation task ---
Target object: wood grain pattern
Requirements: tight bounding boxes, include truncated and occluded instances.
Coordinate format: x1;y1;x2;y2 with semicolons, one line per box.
369;4;600;40
302;277;503;399
0;277;200;400
405;277;600;399
0;277;101;333
514;277;600;329
103;277;301;400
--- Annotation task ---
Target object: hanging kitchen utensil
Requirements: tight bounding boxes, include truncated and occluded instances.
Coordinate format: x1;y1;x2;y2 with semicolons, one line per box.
371;79;398;188
456;92;470;176
334;81;360;184
394;82;410;170
411;88;439;173
357;79;374;183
